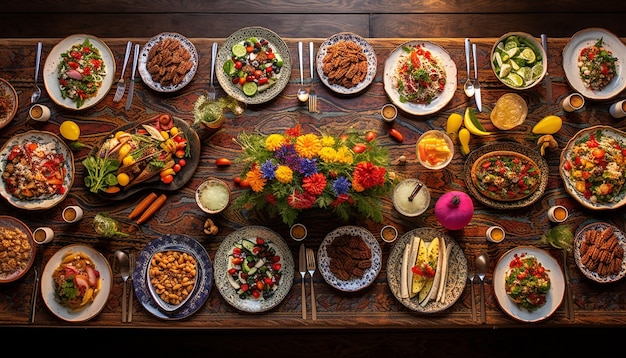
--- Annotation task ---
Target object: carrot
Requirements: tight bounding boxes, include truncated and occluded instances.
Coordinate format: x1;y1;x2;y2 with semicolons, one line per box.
136;194;167;224
128;192;158;219
104;186;121;194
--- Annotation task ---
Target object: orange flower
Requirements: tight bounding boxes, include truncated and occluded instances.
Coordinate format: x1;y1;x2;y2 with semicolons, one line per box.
245;166;266;192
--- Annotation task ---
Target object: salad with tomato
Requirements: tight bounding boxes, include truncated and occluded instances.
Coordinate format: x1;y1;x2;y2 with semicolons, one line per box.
504;253;551;311
222;37;284;97
392;43;447;104
226;237;283;300
578;38;618;91
57;38;107;108
562;130;626;203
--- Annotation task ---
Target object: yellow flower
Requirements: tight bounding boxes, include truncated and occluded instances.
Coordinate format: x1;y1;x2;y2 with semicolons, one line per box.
265;134;285;151
275;165;293;184
295;134;322;159
246;167;266;192
335;146;354;164
320;135;335;147
319;147;337;163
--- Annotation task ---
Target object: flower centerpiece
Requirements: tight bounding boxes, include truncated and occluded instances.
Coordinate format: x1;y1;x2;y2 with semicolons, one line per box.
233;125;395;226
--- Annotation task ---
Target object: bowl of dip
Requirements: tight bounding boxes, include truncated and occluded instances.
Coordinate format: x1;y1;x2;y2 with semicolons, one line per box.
392;178;430;217
195;178;231;214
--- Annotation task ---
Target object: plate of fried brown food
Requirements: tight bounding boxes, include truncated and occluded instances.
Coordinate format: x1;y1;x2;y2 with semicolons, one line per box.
138;32;198;92
574;221;626;283
317;225;381;292
316;32;377;95
0;78;18;129
0;216;35;284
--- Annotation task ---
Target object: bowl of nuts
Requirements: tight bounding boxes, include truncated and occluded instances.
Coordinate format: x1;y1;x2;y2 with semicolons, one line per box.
147;248;199;312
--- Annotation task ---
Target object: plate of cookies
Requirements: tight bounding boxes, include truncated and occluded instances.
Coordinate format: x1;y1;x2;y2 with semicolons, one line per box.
317;225;381;292
574;221;626;283
138;32;198;92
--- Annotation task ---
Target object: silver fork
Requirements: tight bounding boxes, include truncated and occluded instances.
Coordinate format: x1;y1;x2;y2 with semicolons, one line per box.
31;42;42;103
127;252;135;322
306;248;317;320
207;42;218;101
468;269;476;322
113;41;132;103
308;41;318;113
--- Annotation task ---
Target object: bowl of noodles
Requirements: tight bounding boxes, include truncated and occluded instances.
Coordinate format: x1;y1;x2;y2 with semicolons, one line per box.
383;40;457;116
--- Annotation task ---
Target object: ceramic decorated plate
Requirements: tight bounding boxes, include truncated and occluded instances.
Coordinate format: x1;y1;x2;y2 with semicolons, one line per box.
493;246;565;323
43;34;115;110
573;221;626;283
387;228;467;313
0;78;18;129
0;216;36;284
384;40;457;115
41;244;112;322
214;226;294;313
318;225;382;292
562;27;626;100
464;142;548;209
133;234;212;320
560;125;626;210
316;32;377;95
138;32;198;92
216;27;292;104
0;130;74;210
87;115;200;200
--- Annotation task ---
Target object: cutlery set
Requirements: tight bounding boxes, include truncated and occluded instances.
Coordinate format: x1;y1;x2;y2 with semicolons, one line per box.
114;250;135;323
463;38;481;112
296;41;319;113
469;252;489;324
299;243;317;319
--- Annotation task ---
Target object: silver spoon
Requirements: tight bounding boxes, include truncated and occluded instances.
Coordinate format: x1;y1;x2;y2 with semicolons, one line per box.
114;250;130;323
476;252;489;324
297;41;309;102
463;38;474;97
31;42;42;103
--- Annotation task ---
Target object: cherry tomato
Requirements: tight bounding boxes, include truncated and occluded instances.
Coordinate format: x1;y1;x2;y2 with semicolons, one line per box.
178;159;187;167
258;77;268;85
271;262;282;271
173;163;182;173
234;177;242;185
234;61;243;70
253;69;263;78
365;131;377;142
389;128;404;142
161;174;174;184
251;290;261;298
267;52;275;60
231;257;243;265
256;237;265;245
175;149;185;158
352;144;367;153
256;281;265;290
228;268;237;275
240;283;249;292
240;179;250;188
216;158;232;167
238;77;246;86
264;277;273;286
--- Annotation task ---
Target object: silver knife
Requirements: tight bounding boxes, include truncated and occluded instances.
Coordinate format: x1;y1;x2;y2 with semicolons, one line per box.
472;43;482;112
299;243;307;319
125;43;140;110
113;41;132;102
541;34;553;104
563;249;575;321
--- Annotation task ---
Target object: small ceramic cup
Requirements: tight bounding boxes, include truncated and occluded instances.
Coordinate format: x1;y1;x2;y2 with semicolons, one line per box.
380;225;398;243
562;93;585;112
486;226;506;243
29;104;51;122
62;205;84;223
33;227;55;244
381;103;398;122
609;100;626;119
548;205;569;223
290;223;307;241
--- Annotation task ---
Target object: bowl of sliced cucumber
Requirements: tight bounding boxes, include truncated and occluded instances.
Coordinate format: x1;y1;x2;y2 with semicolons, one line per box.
491;32;547;90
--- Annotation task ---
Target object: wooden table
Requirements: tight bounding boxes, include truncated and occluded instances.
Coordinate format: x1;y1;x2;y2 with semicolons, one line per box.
1;37;626;330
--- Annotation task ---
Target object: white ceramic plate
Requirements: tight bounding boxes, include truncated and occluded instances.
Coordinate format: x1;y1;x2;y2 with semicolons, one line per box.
493;246;565;323
562;27;626;100
41;244;112;322
43;34;115;110
216;27;292;104
138;32;198;92
0;216;35;283
573;221;626;283
316;32;377;95
318;225;381;292
560;125;626;210
387;228;467;313
133;234;212;320
384;40;457;115
0;130;74;210
214;226;294;313
0;78;18;129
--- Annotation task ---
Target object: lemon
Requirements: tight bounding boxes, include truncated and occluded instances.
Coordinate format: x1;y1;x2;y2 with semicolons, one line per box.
60;121;80;141
499;63;512;78
506;73;524;87
117;173;130;187
531;64;544;80
517;67;533;83
518;47;536;64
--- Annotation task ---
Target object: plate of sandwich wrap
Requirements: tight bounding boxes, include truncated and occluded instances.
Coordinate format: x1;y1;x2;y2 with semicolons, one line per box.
82;113;200;200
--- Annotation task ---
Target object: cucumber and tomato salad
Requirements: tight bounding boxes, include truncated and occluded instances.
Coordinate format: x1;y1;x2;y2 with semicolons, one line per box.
226;237;283;300
223;37;284;97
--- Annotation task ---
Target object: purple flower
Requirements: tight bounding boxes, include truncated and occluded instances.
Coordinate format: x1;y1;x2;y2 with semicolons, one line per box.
299;158;318;177
332;176;351;196
260;159;277;179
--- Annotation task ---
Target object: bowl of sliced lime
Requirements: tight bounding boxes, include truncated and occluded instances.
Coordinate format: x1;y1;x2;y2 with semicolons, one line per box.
491;32;547;90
